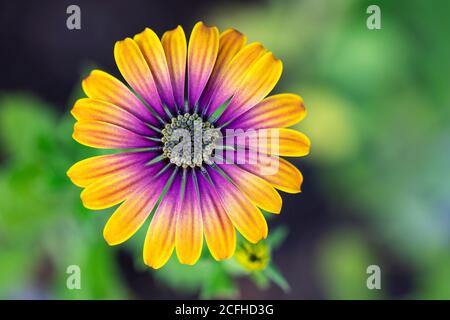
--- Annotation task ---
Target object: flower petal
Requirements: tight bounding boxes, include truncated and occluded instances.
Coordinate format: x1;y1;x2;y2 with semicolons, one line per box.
236;151;304;193
175;170;203;265
232;128;311;157
204;42;267;119
216;52;283;126
227;93;306;130
134;28;177;113
199;29;247;110
143;170;182;269
218;163;282;214
114;38;166;118
161;26;187;111
71;98;154;136
82;69;158;126
206;166;268;243
80;160;164;210
73;120;155;149
197;171;236;260
103;169;171;246
67;152;156;188
187;22;219;110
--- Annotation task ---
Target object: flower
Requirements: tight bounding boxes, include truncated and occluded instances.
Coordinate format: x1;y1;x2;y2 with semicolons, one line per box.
67;21;310;269
235;241;270;272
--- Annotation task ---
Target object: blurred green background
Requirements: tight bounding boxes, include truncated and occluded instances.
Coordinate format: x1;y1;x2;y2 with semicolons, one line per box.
0;0;449;299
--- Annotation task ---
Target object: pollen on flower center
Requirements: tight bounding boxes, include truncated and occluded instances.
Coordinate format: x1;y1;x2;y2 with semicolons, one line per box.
161;113;220;168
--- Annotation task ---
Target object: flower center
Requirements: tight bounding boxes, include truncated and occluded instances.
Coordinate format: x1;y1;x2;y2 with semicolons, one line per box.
161;113;220;168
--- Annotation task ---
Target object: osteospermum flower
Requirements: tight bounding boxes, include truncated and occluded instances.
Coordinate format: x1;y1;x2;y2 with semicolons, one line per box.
67;22;310;269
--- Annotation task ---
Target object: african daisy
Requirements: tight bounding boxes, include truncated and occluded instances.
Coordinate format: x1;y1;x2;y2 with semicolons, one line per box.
67;22;310;269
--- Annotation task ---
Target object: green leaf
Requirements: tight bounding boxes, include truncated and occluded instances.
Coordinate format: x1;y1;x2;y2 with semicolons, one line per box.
250;271;269;290
154;256;213;293
200;266;237;299
264;264;290;293
317;230;382;299
267;226;289;250
0;94;56;162
0;247;35;297
222;257;248;276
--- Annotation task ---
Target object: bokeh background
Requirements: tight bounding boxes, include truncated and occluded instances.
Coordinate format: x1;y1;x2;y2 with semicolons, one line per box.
1;0;449;299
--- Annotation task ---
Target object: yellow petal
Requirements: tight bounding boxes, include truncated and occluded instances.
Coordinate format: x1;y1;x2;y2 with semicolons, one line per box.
72;120;154;149
219;164;282;214
103;171;169;246
199;29;247;108
175;171;203;265
67;152;153;188
80;162;162;210
227;93;306;129
235;128;311;157
114;38;165;117
161;25;187;110
207;167;268;243
143;172;182;269
71;98;152;136
187;22;219;108
134;28;177;112
214;29;247;78
82;69;157;125
205;42;267;118
217;52;283;125
197;172;236;260
239;153;304;194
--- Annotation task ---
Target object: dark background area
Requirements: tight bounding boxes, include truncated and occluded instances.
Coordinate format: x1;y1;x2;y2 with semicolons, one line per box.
1;0;254;109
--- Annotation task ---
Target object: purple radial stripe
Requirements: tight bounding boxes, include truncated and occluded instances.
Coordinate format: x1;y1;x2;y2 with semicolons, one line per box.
196;169;231;237
73;120;158;150
223;94;303;130
214;54;282;126
82;70;159;127
132;81;167;120
106;151;161;181
113;127;156;149
187;24;219;110
119;150;159;165
80;157;167;210
137;29;178;112
175;169;203;263
214;99;247;127
161;168;184;208
226;149;280;180
196;169;211;200
68;150;158;188
123;159;168;193
203;165;267;244
160;26;187;113
125;154;165;176
72;98;156;137
198;30;246;114
183;170;200;209
114;39;167;120
223;105;271;130
223;111;262;130
105;109;155;137
136;162;173;196
145;54;178;115
188;68;212;110
171;74;185;113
